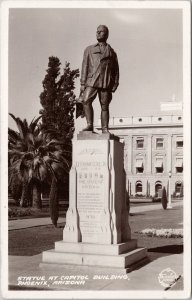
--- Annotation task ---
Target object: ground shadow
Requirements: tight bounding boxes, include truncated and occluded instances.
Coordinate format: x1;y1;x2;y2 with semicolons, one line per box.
133;244;183;271
145;244;183;264
164;208;180;211
56;225;64;229
148;244;183;254
129;213;145;216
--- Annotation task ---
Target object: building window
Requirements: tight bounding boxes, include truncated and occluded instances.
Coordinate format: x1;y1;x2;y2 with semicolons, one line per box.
155;159;163;173
136;181;142;193
178;116;182;120
136;159;144;173
136;138;144;149
175;158;183;173
176;167;183;173
175;183;182;193
138;118;142;122
156;138;164;149
156;167;163;173
176;140;183;148
136;167;144;173
158;117;162;121
119;118;123;123
155;182;162;198
175;182;183;197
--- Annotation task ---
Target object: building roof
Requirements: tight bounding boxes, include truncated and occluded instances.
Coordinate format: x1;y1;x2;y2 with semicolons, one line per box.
96;114;183;129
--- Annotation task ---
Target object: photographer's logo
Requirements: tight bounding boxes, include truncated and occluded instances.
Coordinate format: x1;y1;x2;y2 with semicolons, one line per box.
158;268;178;288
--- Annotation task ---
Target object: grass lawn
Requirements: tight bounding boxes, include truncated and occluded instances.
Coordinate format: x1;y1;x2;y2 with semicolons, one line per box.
9;224;64;256
130;205;183;261
9;205;183;262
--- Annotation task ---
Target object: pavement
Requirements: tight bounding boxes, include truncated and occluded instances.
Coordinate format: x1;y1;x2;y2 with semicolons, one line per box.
7;200;184;293
8;253;183;291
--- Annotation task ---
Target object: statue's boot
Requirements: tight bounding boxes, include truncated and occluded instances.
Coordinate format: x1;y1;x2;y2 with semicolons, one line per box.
82;104;94;132
101;110;109;133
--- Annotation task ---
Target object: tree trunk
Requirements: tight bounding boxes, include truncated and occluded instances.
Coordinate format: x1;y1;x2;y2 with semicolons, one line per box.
49;178;59;227
32;180;42;209
20;182;30;207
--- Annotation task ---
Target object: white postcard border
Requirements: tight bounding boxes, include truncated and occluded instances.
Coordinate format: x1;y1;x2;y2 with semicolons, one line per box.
1;1;191;299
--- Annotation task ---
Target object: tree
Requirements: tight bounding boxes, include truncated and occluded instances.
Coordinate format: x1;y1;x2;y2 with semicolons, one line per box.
8;168;22;206
8;114;69;209
56;62;79;142
8;114;41;207
49;178;59;227
161;186;167;210
39;56;61;133
40;57;79;143
39;57;79;225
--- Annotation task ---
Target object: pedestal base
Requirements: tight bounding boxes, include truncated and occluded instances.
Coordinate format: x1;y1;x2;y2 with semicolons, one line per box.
40;133;148;273
41;240;148;273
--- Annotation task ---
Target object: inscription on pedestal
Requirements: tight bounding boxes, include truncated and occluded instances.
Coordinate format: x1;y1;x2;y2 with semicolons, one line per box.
76;142;111;243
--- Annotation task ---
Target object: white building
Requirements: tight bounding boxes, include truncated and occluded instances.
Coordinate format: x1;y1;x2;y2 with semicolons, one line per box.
96;114;183;198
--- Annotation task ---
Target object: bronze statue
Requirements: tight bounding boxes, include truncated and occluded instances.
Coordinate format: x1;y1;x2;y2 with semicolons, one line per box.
79;25;119;133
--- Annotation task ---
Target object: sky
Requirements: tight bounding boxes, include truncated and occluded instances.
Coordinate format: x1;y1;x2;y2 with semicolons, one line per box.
8;7;183;130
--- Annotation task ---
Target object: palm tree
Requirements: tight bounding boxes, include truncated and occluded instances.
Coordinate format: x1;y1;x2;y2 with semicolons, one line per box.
8;114;70;209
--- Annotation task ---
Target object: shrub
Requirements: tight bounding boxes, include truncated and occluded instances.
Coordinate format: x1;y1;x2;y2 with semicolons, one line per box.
8;207;40;218
161;186;167;209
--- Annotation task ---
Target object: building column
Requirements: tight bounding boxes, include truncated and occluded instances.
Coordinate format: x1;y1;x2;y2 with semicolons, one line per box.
147;134;152;174
127;135;133;174
167;135;172;173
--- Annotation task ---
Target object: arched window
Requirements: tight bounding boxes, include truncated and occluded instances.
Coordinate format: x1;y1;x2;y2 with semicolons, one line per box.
175;181;183;197
155;181;162;197
136;181;142;194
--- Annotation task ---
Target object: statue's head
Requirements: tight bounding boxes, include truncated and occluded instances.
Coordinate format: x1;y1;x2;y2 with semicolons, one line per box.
96;25;109;42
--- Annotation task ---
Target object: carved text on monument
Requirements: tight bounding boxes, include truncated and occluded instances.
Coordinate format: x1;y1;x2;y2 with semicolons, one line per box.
76;159;108;242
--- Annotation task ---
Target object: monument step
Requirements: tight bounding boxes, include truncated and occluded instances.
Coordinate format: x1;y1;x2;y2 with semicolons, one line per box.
55;240;137;255
40;256;150;274
42;247;147;269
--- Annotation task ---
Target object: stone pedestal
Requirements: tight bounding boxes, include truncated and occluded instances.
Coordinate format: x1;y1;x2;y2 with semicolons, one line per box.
41;132;148;273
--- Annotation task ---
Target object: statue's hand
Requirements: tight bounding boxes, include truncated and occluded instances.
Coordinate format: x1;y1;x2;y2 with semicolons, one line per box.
112;84;118;93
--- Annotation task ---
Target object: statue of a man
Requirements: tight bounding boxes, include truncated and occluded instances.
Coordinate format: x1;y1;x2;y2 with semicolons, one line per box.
80;25;119;133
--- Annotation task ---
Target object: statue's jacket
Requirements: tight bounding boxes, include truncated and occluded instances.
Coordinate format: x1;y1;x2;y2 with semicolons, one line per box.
80;43;119;91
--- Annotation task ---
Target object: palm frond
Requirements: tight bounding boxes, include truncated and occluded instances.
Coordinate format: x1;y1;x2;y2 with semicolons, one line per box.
9;113;72;186
9;113;27;139
29;116;42;133
8;128;20;143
